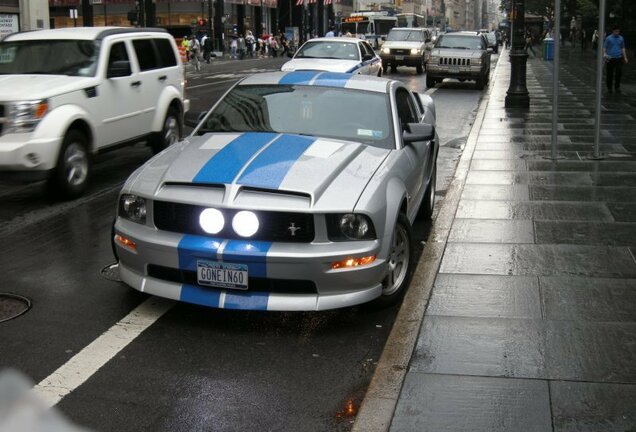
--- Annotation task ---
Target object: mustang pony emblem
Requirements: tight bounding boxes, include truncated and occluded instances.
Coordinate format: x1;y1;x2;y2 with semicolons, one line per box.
288;223;301;236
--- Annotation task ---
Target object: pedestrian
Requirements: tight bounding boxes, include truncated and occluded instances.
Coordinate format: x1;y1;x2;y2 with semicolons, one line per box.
592;29;599;52
524;31;536;57
245;30;256;57
230;35;238;59
604;25;629;93
237;34;246;59
201;32;212;63
580;28;587;50
270;36;278;57
181;36;191;63
189;35;201;71
325;26;335;37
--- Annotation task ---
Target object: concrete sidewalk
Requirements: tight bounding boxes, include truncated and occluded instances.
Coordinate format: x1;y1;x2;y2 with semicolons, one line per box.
355;46;636;431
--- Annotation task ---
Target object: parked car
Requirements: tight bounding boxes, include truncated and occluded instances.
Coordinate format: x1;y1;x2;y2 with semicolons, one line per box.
0;27;189;198
425;31;492;90
380;27;432;74
113;71;438;311
281;37;383;76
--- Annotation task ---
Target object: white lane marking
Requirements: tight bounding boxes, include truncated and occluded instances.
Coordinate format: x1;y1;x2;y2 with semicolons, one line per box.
32;297;175;407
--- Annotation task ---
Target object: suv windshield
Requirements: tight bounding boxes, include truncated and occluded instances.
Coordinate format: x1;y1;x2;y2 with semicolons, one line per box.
199;84;394;149
0;39;100;76
295;41;360;60
435;35;483;50
387;30;423;42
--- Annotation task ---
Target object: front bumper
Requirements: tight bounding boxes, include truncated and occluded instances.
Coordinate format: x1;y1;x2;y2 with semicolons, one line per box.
426;64;484;80
114;218;387;311
380;54;423;67
0;132;61;176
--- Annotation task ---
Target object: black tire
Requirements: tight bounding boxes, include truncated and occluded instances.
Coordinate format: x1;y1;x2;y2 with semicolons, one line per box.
382;60;388;72
418;165;436;220
475;75;486;90
377;66;382;77
426;75;436;88
48;129;90;200
416;59;424;75
372;213;415;308
391;65;398;73
151;107;181;154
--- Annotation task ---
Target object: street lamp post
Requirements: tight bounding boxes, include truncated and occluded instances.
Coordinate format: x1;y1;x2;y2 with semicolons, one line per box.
505;0;530;108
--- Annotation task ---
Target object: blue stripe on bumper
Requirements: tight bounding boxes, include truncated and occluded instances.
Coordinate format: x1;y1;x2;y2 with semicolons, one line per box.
193;132;277;184
224;291;269;310
237;134;316;189
180;284;222;308
222;240;272;278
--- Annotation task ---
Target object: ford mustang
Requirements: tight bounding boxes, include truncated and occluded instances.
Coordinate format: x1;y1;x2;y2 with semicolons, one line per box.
113;71;438;311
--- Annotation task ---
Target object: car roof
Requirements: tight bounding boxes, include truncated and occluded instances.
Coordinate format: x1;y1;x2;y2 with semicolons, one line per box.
239;71;393;93
305;37;361;44
443;31;482;38
3;26;168;42
391;27;427;31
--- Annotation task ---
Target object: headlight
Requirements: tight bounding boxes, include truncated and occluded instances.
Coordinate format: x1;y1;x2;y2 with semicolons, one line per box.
118;194;147;224
327;214;376;241
4;100;49;134
472;57;482;66
411;48;421;55
381;47;390;54
232;210;259;237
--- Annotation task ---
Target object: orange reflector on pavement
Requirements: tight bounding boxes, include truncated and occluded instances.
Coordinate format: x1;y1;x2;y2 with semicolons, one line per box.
331;255;376;269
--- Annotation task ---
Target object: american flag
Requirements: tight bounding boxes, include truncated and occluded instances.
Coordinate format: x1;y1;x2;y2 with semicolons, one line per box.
295;0;303;5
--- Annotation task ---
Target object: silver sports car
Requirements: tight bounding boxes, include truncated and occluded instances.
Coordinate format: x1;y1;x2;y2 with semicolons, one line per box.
113;71;438;311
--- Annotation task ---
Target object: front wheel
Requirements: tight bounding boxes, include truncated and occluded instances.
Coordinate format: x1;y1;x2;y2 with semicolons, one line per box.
426;75;436;88
151;107;181;154
416;58;424;75
49;129;90;200
373;213;415;308
475;75;486;90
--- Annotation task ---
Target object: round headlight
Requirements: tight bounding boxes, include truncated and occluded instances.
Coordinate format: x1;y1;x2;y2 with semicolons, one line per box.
199;208;225;234
382;47;390;54
411;48;420;55
120;194;147;224
232;211;259;237
339;214;370;240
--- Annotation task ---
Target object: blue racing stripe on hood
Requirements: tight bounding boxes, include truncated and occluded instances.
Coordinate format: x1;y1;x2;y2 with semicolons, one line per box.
314;72;353;87
224;291;269;310
181;284;222;308
279;71;321;85
237;134;316;189
193;132;277;184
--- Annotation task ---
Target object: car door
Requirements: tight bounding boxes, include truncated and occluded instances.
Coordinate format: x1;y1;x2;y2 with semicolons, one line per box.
396;87;430;211
96;39;145;148
131;37;164;134
360;41;380;75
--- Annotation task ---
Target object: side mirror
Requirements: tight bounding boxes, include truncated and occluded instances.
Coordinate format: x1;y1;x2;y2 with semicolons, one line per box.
362;53;374;61
403;123;434;144
184;110;207;128
107;60;131;78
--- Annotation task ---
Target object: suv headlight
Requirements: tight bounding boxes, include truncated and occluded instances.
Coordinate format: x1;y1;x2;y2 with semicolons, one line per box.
5;100;49;134
118;194;147;224
472;57;482;66
327;213;376;241
381;47;390;54
411;48;421;55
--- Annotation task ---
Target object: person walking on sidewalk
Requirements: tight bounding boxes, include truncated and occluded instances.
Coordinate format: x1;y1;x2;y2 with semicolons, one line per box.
604;25;629;93
524;31;536;57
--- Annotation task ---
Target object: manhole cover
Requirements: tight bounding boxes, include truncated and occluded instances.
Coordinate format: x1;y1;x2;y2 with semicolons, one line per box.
100;263;121;282
0;293;31;323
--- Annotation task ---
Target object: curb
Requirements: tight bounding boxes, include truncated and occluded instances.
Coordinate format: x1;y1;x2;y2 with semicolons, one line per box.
351;52;506;432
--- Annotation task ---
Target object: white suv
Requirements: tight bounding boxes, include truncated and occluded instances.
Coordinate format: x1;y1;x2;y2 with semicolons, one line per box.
0;27;189;198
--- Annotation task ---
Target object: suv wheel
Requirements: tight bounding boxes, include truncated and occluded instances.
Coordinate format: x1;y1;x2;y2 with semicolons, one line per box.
475;75;486;90
426;75;436;88
49;129;90;199
373;213;415;307
151;107;181;154
416;58;424;75
382;60;388;72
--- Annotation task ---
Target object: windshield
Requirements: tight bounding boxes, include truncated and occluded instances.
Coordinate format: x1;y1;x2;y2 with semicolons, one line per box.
199;84;394;149
435;35;483;50
295;41;360;60
341;21;370;35
387;30;422;42
0;39;100;76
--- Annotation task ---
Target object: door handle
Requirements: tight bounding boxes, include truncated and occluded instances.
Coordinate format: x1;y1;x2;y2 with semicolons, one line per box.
131;81;141;87
158;75;167;81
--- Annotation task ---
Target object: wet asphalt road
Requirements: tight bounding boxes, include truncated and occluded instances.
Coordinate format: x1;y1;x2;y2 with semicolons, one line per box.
0;54;492;431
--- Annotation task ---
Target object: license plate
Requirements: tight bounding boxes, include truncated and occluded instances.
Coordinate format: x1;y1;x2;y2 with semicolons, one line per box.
197;260;248;290
449;66;460;73
395;55;404;61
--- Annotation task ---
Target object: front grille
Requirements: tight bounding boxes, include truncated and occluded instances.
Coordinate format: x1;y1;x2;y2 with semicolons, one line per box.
147;264;317;294
391;48;411;55
439;57;471;66
154;201;315;243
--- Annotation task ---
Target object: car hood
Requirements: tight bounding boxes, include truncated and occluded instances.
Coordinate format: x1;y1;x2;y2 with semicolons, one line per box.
281;58;361;73
430;48;483;58
128;132;391;212
0;75;94;100
382;41;424;49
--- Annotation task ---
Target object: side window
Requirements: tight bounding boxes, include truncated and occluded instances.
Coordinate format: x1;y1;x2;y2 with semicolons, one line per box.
154;38;177;68
396;88;418;128
107;42;131;76
361;42;374;58
132;39;159;71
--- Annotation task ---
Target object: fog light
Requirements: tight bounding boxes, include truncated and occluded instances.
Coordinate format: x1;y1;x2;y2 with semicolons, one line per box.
115;234;137;252
26;153;40;165
331;255;376;269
